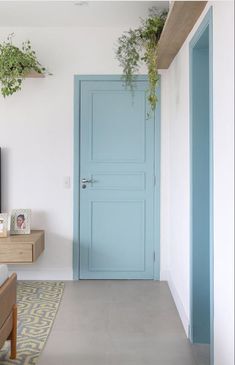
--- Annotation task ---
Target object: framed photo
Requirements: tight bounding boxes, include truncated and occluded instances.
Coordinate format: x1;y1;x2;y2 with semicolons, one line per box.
0;213;9;238
10;209;31;235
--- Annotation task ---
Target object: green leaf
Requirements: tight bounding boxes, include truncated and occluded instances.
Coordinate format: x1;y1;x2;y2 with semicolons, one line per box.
0;34;51;97
115;8;167;110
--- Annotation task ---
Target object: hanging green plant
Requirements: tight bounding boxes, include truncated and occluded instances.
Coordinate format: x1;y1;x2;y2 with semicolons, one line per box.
115;8;168;111
0;33;50;97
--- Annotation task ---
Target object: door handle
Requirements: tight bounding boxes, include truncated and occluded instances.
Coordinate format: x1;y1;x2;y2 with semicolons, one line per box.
81;178;93;184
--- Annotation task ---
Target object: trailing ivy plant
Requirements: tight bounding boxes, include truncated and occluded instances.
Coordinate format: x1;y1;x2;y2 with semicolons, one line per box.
0;33;49;97
116;9;168;111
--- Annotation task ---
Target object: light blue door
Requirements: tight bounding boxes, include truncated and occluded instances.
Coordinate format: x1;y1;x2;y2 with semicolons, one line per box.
79;77;156;279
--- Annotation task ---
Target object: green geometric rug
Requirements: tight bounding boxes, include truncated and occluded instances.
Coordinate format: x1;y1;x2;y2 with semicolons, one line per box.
0;281;64;365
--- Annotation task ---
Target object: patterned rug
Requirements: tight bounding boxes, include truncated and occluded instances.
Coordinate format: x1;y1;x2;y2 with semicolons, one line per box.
0;281;64;365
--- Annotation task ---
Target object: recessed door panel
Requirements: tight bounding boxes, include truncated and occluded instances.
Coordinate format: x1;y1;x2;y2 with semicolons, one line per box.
89;201;145;272
91;91;146;162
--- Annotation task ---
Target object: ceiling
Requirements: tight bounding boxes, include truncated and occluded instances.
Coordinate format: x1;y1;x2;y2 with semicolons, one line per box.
0;1;169;27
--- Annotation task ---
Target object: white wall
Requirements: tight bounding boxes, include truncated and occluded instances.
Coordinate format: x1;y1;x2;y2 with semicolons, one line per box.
213;2;234;364
160;40;191;334
0;26;132;280
160;2;234;365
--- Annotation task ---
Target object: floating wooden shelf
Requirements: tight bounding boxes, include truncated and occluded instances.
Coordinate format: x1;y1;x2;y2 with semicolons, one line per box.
0;230;45;263
157;1;208;69
25;70;45;78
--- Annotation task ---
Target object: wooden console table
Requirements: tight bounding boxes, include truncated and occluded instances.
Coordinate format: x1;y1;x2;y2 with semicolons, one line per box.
0;230;44;263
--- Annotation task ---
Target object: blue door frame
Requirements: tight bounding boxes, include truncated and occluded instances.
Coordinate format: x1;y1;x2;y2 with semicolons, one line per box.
73;75;161;280
189;7;214;363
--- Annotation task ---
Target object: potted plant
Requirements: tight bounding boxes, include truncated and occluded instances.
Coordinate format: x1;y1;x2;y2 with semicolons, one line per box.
115;9;168;111
0;33;50;97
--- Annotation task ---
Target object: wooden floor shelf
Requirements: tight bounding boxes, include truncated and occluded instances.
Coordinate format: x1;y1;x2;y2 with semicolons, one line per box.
157;1;207;69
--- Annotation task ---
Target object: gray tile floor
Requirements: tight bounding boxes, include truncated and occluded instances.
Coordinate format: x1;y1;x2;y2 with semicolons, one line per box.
37;281;210;365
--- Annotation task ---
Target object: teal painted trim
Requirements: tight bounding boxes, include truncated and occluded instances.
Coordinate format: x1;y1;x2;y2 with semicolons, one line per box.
189;7;214;363
154;78;161;280
73;74;161;281
73;75;80;280
208;9;214;365
73;75;149;82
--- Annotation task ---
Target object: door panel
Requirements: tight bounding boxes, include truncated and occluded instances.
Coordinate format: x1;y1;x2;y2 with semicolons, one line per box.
91;91;146;162
89;200;145;272
79;79;155;279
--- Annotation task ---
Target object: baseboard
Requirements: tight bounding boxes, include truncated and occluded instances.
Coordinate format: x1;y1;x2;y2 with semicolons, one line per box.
167;273;190;337
160;270;170;281
8;267;73;281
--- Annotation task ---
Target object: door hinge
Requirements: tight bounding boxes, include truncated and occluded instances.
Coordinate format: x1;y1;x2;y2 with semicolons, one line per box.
153;251;156;262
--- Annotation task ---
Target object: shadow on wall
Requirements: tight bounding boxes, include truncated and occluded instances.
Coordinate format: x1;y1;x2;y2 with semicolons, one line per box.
8;232;72;280
0;147;10;211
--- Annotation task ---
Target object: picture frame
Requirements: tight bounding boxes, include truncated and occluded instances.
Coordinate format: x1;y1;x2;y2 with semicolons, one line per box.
10;209;31;235
0;213;9;238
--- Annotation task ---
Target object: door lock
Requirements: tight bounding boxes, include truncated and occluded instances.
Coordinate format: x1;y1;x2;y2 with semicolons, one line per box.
81;178;94;189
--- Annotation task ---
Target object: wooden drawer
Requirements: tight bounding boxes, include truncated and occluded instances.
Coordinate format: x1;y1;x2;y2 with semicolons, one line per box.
0;243;33;263
0;230;44;264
